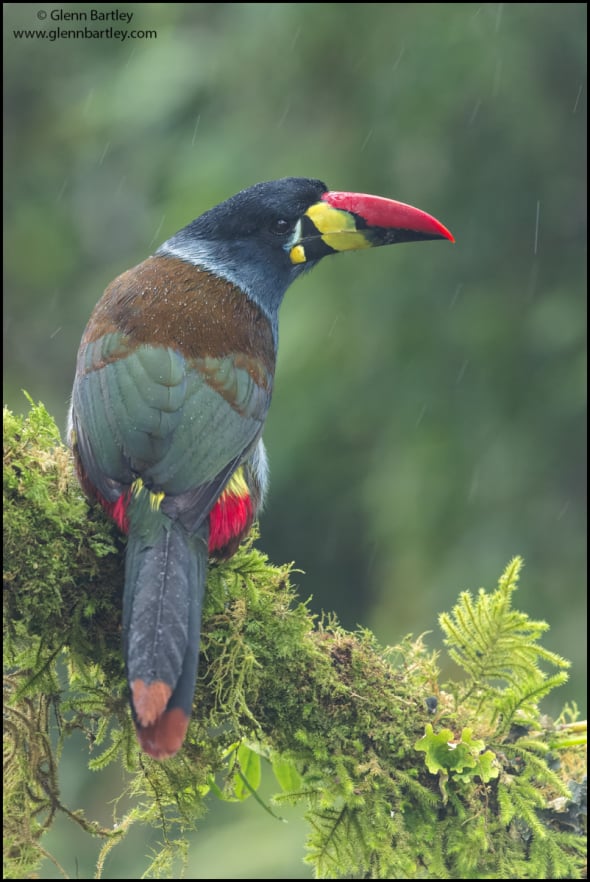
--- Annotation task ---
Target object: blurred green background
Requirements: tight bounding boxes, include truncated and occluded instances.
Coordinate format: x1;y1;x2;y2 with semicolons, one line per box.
4;2;586;878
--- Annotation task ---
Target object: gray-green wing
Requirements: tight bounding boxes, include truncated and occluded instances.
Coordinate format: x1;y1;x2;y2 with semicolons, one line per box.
71;332;272;525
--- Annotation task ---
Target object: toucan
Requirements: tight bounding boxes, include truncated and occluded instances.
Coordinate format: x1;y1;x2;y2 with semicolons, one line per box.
69;177;453;759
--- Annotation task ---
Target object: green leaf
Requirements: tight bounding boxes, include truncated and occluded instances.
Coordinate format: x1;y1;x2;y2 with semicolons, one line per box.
271;754;302;793
234;743;262;800
415;724;497;780
472;750;500;783
415;723;461;775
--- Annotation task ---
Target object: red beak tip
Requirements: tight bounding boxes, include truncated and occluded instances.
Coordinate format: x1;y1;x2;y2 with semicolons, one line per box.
324;190;454;243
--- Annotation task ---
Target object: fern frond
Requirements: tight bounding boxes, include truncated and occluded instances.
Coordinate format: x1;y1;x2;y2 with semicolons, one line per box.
439;557;570;732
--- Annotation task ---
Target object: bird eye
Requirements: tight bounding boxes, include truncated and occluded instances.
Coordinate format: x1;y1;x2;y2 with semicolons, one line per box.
269;218;293;237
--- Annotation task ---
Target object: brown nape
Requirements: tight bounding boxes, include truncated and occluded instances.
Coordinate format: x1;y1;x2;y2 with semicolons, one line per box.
81;256;276;372
131;679;172;727
136;708;190;760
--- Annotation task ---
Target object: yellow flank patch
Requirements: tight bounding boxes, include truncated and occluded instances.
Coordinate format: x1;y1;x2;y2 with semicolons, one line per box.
305;203;371;252
149;490;165;511
131;477;164;510
131;477;144;495
222;466;248;500
289;244;306;264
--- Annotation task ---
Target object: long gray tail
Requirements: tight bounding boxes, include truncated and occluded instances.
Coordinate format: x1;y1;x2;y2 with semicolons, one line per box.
123;517;207;759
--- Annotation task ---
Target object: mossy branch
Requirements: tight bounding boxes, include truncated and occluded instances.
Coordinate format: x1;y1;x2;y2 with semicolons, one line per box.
3;399;587;879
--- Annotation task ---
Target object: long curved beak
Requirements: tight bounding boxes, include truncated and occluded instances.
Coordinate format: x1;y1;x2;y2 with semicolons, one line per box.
290;190;454;265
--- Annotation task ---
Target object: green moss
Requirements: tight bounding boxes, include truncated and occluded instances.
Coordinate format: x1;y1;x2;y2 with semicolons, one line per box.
3;400;586;879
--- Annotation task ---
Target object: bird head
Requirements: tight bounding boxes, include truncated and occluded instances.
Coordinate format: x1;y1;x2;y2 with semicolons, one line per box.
157;177;453;335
